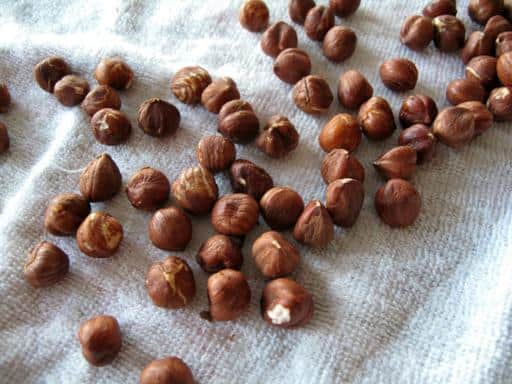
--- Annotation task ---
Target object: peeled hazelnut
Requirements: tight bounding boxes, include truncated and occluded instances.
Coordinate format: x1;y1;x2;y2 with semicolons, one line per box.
293;200;334;247
0;83;11;113
33;56;70;93
496;31;512;56
399;94;438;128
91;108;131;145
171;66;212;105
145;256;195;309
77;212;123;258
202;77;240;114
229;159;274;200
483;15;512;41
400;15;434;51
261;22;298;57
78;315;122;366
373;146;417;180
468;0;503;25
288;0;316;24
148;207;192;251
0;122;9;154
23;241;69;288
304;5;334;41
196;135;236;173
358;96;396;140
321;148;365;184
458;101;494;135
260;187;304;230
95;58;133;90
433;107;475;148
256;115;299;158
325;178;364;227
329;0;361;17
252;231;300;278
487;86;512;120
379;58;418;92
140;357;194;384
218;99;259;143
375;179;421;228
207;269;251;321
273;48;311;84
465;55;498;89
44;193;91;236
137;98;181;137
79;153;122;202
433;15;466;52
398;124;436;164
423;0;457;18
497;51;512;85
239;0;269;32
171;166;218;215
319;113;361;153
125;167;170;210
460;31;493;64
196;234;243;273
293;75;333;115
211;193;259;236
322;26;357;63
54;75;89;106
337;70;373;110
446;78;486;105
82;85;121;116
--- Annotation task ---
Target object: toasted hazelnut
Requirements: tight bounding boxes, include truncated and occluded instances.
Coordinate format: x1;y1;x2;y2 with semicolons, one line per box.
497;51;512;85
329;0;361;17
201;77;240;114
148;207;192;251
196;235;243;273
79;153;122;202
44;193;91;236
358;96;396;140
252;231;300;278
468;0;503;25
304;5;334;41
373;146;417;180
293;200;333;247
337;70;373;110
0;83;11;113
487;86;512;120
207;269;251;321
218;99;260;143
229;159;274;200
483;15;512;41
273;48;311;84
496;31;512;56
82;85;121;116
446;78;486;105
78;315;122;366
433;15;466;52
325;178;364;227
398;124;436;164
145;256;195;309
211;193;259;236
465;55;498;89
94;58;133;90
319;113;361;153
322;26;357;63
53;75;89;106
171;66;212;105
261;22;298;57
423;0;457;18
458;101;494;135
288;0;316;24
256;115;299;158
293;75;333;115
399;94;438;128
321;148;365;184
137;98;180;137
125;167;170;210
196;135;236;173
91;108;131;145
0;122;9;154
433;107;475;148
239;0;269;32
33;56;70;93
77;212;123;258
375;179;421;228
460;31;494;64
171;166;218;215
379;58;418;92
23;241;69;288
140;357;194;384
400;15;434;51
260;187;304;230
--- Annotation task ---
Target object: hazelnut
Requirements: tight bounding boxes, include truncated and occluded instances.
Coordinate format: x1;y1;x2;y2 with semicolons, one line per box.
145;256;195;309
487;86;512;120
433;107;475;148
207;269;251;321
379;58;418;92
91;108;131;145
322;26;357;63
261;21;298;57
468;0;503;25
400;15;434;51
0;122;9;154
53;75;89;106
423;0;457;18
33;56;70;93
458;101;494;135
218;99;259;143
82;85;121;116
260;187;304;230
337;70;373;110
446;78;486;105
148;206;192;251
325;178;364;227
497;51;512;85
0;83;11;113
23;241;69;288
398;124;436;164
79;153;122;202
94;58;133;90
211;193;259;236
171;66;212;105
288;0;316;25
375;179;421;228
505;0;512;20
318;113;361;153
137;98;181;137
273;48;311;84
229;159;274;200
196;234;243;273
78;315;122;366
465;55;498;89
399;94;438;128
252;231;300;278
44;193;91;236
329;0;361;17
304;5;334;41
293;200;334;247
433;15;466;52
321;148;365;184
358;96;396;140
373;146;417;180
77;212;123;258
125;167;170;210
196;135;236;173
239;0;269;32
483;15;512;41
140;357;194;384
460;31;494;64
256;115;299;158
171;166;218;215
293;75;333;115
201;77;240;114
496;31;512;56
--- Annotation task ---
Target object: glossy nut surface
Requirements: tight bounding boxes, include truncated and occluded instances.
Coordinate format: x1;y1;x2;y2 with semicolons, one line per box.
458;101;493;135
196;135;236;173
423;0;457;18
140;357;194;384
321;148;365;184
171;166;218;215
293;200;334;247
319;113;361;153
446;78;486;105
379;58;418;92
322;26;357;63
460;31;493;64
260;187;304;230
273;48;311;84
78;315;122;366
433;107;475;148
34;56;70;93
239;0;269;32
79;153;122;202
468;0;503;24
218;99;259;143
373;146;417;180
171;66;212;104
256;115;299;158
229;159;274;200
252;231;300;278
398;124;436;164
433;15;466;52
400;15;434;51
261;21;298;57
325;178;364;227
329;0;361;17
497;51;512;86
483;15;512;41
137;98;180;137
288;0;315;24
76;212;123;258
399;94;438;128
375;179;421;228
94;58;134;90
125;167;170;210
82;85;121;116
91;108;131;145
465;55;498;89
196;234;243;273
487;86;512;121
337;70;373;110
293;75;333;115
304;5;334;41
358;97;396;140
211;193;259;236
201;77;240;114
44;193;91;236
148;206;192;251
207;269;251;321
24;241;69;288
54;75;89;106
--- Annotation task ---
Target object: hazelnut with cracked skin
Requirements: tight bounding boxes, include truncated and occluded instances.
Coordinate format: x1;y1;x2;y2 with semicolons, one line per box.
460;31;493;64
422;0;457;18
325;178;364;227
321;148;365;184
211;193;259;236
358;97;396;140
239;0;269;32
329;0;360;17
260;187;304;230
207;269;251;321
293;200;334;247
171;66;212;105
140;357;195;384
273;48;311;85
94;58;133;90
82;85;121;116
23;241;69;288
171;166;218;215
54;75;89;106
468;0;503;25
304;5;334;41
0;122;9;154
137;98;181;137
229;159;274;200
337;70;373;110
487;86;512;121
44;193;91;236
400;15;434;51
256;115;299;158
196;234;243;273
91;108;131;145
497;51;512;86
446;78;486;105
78;315;122;366
322;26;357;63
433;15;466;52
458;101;494;136
148;206;192;251
76;212;123;258
379;58;418;92
218;99;259;143
79;153;122;202
483;15;512;41
433;107;475;148
125;167;170;211
0;83;11;113
465;55;498;89
33;56;70;93
375;179;421;228
201;77;240;114
319;113;361;153
399;94;438;128
288;0;316;24
252;231;300;278
293;75;333;115
261;21;298;58
196;135;236;173
398;124;436;164
373;146;417;180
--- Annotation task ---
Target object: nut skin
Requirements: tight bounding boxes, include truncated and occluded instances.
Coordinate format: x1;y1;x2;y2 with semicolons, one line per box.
53;75;89;106
44;193;91;236
211;193;259;236
78;315;122;367
145;256;195;309
171;66;212;104
137;98;181;137
373;146;417;180
304;5;334;41
288;0;316;24
458;101;494;135
218;99;260;143
261;21;298;57
483;15;512;41
125;167;170;211
273;48;311;85
0;83;11;113
322;26;357;63
95;58;133;90
91;108;131;145
329;0;361;17
293;200;334;247
23;241;69;288
319;113;361;153
433;107;475;148
496;31;512;56
399;94;438;128
0;122;9;154
321;148;365;184
379;58;418;92
140;357;194;384
82;85;121;116
229;159;274;200
497;51;512;85
77;212;123;258
239;0;269;32
148;207;192;251
468;0;504;25
252;231;300;279
196;234;243;273
207;269;251;321
293;75;333;115
433;15;466;52
446;78;486;105
337;70;373;110
260;187;304;231
398;124;436;164
423;0;457;18
358;96;396;140
171;166;218;216
325;178;364;228
375;179;421;228
196;135;236;173
400;15;434;51
33;56;70;93
460;31;494;64
487;86;512;120
256;115;299;158
465;55;498;89
201;77;240;114
79;153;122;202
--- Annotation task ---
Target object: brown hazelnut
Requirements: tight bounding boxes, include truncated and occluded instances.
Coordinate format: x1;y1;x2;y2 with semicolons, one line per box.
375;179;421;228
497;51;512;85
137;98;180;137
288;0;316;24
458;101;494;135
322;26;357;63
496;31;512;56
433;15;466;52
207;269;251;321
145;256;195;308
0;83;11;113
373;146;417;180
487;86;512;120
319;113;361;153
398;124;436;164
0;122;9;154
261;278;314;328
293;75;333;115
211;193;259;236
53;75;89;107
321;148;365;184
358;96;396;140
329;0;361;17
148;206;192;251
229;159;274;200
399;94;438;128
465;55;498;89
423;0;457;18
379;58;418;92
79;153;122;202
483;15;512;41
91;108;131;145
201;77;240;114
304;5;334;41
94;58;134;90
468;0;503;25
239;0;269;32
446;78;486;105
82;85;121;116
196;234;243;273
126;167;170;210
78;315;122;366
338;76;373;117
505;0;512;20
171;166;218;215
33;56;70;93
196;135;236;173
252;231;300;278
460;31;494;64
44;193;91;236
256;115;299;158
260;187;304;230
293;200;334;247
218;99;259;143
325;178;364;227
171;66;212;105
77;212;123;258
261;22;298;57
140;357;194;384
273;48;312;84
400;15;434;51
433;107;475;148
23;241;69;288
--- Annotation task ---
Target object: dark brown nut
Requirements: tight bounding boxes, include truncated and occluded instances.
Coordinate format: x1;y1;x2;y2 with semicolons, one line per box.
211;193;259;235
337;70;373;110
23;241;69;288
0;83;11;113
496;31;512;56
321;148;365;184
358;97;396;140
125;167;170;210
145;256;195;308
140;357;194;384
256;115;299;158
137;98;180;137
468;0;503;25
433;15;466;52
400;15;434;51
497;51;512;85
483;15;512;41
91;108;131;145
229;159;274;200
375;179;421;228
261;21;298;57
78;315;122;366
148;207;192;251
293;75;333;115
446;78;486;105
82;85;121;116
171;66;212;104
218;99;259;143
94;58;133;90
288;0;316;24
319;113;361;153
44;193;91;236
487;86;512;120
79;153;122;202
53;75;89;107
207;269;251;321
458;101;494;135
273;48;311;85
260;187;304;230
77;212;123;258
460;31;494;64
398;124;436;164
196;234;243;273
465;55;498;89
325;178;364;227
239;0;269;32
0;122;9;154
171;166;218;216
293;200;334;247
329;0;360;17
196;135;236;173
373;146;417;180
322;26;357;63
201;77;240;114
433;107;475;148
33;56;70;93
304;5;334;41
423;0;457;18
252;231;300;278
399;94;438;128
379;58;418;92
